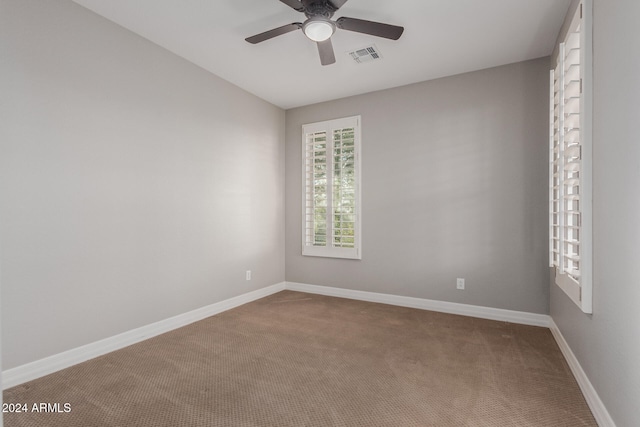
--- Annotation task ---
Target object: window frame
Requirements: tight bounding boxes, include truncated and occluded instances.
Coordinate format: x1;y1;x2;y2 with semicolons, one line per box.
301;116;362;260
549;0;593;313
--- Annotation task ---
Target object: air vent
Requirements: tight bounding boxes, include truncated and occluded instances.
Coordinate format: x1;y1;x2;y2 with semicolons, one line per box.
348;44;382;64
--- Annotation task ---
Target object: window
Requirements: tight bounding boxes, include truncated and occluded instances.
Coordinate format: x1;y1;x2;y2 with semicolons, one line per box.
302;116;361;259
549;0;592;313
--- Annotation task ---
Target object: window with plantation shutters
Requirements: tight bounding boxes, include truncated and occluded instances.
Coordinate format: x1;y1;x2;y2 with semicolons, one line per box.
302;116;361;259
549;0;592;313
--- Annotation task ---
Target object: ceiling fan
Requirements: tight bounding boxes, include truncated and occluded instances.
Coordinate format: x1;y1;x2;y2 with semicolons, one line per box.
245;0;404;66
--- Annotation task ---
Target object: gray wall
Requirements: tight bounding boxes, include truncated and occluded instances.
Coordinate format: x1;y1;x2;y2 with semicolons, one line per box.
285;58;550;314
0;0;285;370
550;0;640;426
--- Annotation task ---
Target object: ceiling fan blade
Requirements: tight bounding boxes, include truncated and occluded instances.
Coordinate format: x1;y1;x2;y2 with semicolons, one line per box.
279;0;305;12
317;39;336;66
245;23;302;44
328;0;349;10
336;17;404;40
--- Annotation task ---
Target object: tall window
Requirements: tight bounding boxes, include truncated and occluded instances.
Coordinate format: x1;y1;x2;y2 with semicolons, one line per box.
550;0;592;313
302;116;361;259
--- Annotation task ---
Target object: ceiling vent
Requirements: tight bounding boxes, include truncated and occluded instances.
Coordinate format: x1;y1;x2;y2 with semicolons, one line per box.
348;44;382;64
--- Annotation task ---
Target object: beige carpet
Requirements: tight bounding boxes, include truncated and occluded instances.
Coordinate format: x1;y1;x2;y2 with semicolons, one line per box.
4;290;596;426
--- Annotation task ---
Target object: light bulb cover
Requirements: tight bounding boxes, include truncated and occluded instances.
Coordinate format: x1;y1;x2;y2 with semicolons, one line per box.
303;18;335;42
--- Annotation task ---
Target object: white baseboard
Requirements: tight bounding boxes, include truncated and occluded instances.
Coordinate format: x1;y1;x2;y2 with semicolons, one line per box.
2;282;286;390
285;282;551;327
549;318;616;427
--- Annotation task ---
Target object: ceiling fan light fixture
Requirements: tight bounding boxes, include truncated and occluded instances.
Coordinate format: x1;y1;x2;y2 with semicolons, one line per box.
303;18;335;42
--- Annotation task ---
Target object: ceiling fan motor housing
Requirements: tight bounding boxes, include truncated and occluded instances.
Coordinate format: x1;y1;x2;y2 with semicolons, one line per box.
302;1;338;19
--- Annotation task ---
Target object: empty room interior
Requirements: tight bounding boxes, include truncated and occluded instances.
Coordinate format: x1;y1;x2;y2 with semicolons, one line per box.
1;0;638;426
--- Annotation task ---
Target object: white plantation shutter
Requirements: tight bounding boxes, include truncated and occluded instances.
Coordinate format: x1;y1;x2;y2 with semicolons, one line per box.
549;0;592;313
305;130;329;247
332;127;356;248
303;116;361;259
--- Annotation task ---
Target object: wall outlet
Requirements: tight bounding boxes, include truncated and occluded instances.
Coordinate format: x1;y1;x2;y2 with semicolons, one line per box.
246;270;251;281
456;278;465;290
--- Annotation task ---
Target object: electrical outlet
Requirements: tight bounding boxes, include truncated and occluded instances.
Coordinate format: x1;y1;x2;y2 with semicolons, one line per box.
246;270;251;281
456;278;465;290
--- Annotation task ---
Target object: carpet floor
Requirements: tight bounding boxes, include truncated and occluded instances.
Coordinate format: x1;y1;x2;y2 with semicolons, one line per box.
3;290;596;426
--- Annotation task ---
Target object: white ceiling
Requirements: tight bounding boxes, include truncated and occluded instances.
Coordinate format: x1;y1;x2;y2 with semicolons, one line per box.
71;0;571;109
